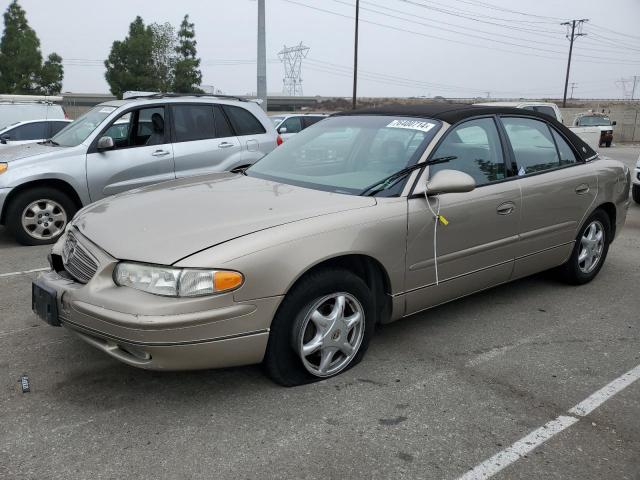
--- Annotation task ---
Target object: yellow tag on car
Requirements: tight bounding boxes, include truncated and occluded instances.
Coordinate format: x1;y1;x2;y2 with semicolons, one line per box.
438;215;449;226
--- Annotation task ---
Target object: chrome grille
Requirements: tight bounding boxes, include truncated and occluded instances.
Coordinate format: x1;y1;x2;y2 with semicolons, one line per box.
62;232;98;284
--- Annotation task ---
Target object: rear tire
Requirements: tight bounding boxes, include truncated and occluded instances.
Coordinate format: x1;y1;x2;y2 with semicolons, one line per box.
605;140;612;147
632;184;640;204
264;268;375;386
5;187;77;246
556;209;611;285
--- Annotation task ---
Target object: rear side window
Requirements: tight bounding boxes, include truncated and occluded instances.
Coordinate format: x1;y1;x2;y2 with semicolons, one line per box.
303;116;324;128
9;122;47;140
49;121;69;137
222;105;266;136
534;106;557;120
501;117;560;174
551;129;578;166
172;104;215;142
213;105;234;138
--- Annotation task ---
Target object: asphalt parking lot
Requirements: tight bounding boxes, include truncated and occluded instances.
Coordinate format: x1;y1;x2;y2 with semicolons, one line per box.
1;146;638;480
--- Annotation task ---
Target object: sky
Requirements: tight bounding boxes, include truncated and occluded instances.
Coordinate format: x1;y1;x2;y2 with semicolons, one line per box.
3;0;640;99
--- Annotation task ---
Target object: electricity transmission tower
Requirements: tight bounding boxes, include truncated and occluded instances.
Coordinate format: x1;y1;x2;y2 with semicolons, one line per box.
278;42;310;96
561;19;588;107
570;82;577;99
616;76;639;100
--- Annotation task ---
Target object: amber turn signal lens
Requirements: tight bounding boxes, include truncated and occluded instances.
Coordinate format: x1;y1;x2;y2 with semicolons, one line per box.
0;163;7;174
214;271;244;292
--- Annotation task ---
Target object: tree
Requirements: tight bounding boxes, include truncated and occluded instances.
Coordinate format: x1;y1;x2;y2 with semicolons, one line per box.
104;16;158;98
38;53;64;95
173;15;203;94
149;22;176;93
0;0;63;95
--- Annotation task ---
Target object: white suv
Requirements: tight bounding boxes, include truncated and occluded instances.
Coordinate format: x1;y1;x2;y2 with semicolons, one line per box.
270;113;328;142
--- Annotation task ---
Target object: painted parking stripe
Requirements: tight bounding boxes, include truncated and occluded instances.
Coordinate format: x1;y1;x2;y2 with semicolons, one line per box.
0;267;48;278
568;364;640;417
456;363;640;480
457;416;579;480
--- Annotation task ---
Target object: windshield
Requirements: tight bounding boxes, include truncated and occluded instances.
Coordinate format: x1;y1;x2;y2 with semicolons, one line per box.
577;115;611;127
247;115;440;195
52;105;118;147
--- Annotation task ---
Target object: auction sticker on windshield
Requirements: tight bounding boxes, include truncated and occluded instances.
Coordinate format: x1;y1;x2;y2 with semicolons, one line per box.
99;107;116;114
386;119;436;133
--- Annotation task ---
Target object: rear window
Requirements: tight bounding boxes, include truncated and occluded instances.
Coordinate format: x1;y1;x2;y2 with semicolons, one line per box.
214;105;234;138
172;104;215;142
222;105;266;136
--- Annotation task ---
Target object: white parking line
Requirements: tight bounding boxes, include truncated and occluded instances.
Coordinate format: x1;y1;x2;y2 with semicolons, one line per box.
456;363;640;480
0;267;48;278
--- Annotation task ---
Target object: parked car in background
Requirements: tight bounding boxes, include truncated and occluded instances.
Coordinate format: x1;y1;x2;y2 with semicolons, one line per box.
474;101;563;123
0;94;278;245
573;112;616;147
0;119;72;147
270;113;328;141
0;95;66;130
32;105;630;386
633;152;640;204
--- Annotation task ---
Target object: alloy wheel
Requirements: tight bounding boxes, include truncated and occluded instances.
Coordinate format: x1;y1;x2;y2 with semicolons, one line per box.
21;199;67;241
578;220;605;274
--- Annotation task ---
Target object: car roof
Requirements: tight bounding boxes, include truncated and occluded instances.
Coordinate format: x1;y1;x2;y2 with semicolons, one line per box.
334;103;597;161
335;103;560;125
474;101;558;108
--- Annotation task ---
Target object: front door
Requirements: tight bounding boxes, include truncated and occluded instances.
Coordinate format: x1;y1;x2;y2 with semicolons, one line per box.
499;116;598;278
405;117;521;314
86;105;175;201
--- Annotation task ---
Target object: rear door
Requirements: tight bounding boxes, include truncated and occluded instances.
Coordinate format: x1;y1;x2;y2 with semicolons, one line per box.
170;103;243;176
222;104;273;162
86;105;175;200
499;116;597;279
405;117;521;314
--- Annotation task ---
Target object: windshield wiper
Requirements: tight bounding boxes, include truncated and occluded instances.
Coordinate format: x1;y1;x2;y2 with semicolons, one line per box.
360;156;457;196
40;138;60;146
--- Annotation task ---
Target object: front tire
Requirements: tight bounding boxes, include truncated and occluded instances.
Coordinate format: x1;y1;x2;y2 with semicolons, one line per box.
605;140;612;147
264;268;375;386
5;187;77;246
633;184;640;204
557;209;611;285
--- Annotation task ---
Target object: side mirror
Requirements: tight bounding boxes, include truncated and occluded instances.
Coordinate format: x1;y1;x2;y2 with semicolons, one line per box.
278;126;287;134
426;169;476;195
612;121;617;126
0;134;9;144
96;136;114;150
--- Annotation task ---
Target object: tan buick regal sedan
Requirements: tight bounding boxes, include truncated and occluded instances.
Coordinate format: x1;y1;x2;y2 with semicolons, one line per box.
33;105;631;386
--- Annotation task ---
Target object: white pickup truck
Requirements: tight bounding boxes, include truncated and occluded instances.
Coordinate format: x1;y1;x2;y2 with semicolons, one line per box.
474;101;602;151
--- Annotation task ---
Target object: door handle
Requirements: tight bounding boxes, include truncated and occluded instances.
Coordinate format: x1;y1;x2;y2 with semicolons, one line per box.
151;150;170;157
575;184;590;195
497;202;516;215
218;142;234;149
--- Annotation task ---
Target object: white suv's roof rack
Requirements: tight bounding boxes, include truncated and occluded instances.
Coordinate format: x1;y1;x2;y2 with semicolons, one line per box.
122;91;262;104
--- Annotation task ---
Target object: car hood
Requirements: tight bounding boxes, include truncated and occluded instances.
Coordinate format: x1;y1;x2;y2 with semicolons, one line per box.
73;173;376;265
0;142;60;162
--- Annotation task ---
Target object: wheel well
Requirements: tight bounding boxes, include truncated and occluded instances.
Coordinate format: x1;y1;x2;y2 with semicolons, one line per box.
297;254;393;324
0;179;83;225
597;202;616;241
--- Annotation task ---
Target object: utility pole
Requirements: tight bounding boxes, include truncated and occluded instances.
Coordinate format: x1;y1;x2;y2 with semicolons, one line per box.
632;75;639;101
570;82;577;99
561;19;588;108
352;0;360;110
257;0;267;111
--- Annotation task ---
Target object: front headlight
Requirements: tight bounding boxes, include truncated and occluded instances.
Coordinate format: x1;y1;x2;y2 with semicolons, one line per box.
113;262;244;297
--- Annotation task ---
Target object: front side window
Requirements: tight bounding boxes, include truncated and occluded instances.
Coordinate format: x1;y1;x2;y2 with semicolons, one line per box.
501;117;560;174
104;112;131;146
53;105;117;147
281;116;302;134
9;122;47;140
101;106;166;149
172;104;215;143
49;121;70;137
247;115;439;195
429;117;506;185
223;105;266;136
